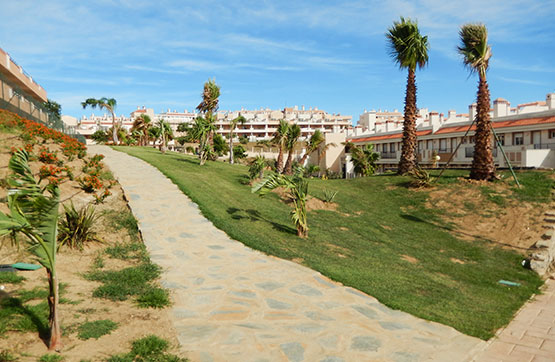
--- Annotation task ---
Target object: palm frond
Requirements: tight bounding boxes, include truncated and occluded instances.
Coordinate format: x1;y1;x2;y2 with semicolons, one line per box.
386;17;429;71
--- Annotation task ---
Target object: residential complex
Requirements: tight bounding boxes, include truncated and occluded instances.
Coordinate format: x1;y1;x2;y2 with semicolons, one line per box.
347;93;555;172
74;105;352;143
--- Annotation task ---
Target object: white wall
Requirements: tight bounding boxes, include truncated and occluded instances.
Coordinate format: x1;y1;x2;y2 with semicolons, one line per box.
524;149;555;168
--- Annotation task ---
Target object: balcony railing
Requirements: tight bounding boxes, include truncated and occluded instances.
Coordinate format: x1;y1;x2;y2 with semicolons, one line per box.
380;152;397;159
465;147;498;158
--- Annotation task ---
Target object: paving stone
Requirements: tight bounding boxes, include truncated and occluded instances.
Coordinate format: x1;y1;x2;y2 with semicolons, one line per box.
280;342;305;362
379;321;411;330
255;281;285;291
319;335;339;349
352;305;378;319
230;290;256;298
166;236;177;243
313;275;337;288
207;244;225;250
172;308;199;319
290;284;323;296
266;298;293;310
291;323;326;333
320;357;344;362
304;311;334;321
177;325;217;342
350;335;382;352
392;352;420;362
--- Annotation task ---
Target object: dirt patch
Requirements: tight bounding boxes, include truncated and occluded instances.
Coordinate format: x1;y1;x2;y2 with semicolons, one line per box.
272;187;338;212
338;226;349;231
401;255;418;264
428;182;552;252
450;257;465;264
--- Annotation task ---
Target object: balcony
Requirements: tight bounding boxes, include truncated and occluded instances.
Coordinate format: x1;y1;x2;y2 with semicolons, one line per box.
380;151;397;159
533;143;555;150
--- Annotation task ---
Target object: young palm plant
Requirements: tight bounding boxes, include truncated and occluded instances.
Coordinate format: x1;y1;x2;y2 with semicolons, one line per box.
0;150;63;350
252;173;309;238
229;115;246;164
386;17;429;174
283;124;301;175
196;79;221;165
350;144;380;177
272;120;289;173
131;114;152;146
58;202;100;250
81;98;118;144
248;155;267;180
189;116;216;161
155;119;173;154
458;23;495;180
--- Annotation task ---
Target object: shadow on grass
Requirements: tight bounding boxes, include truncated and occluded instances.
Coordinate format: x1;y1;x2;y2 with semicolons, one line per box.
227;207;296;235
400;213;529;251
173;155;200;166
236;175;251;186
1;296;49;345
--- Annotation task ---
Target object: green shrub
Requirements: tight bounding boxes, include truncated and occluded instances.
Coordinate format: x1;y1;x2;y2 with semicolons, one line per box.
103;210;139;240
233;145;247;160
105;242;146;260
321;189;338;203
58;203;101;250
77;320;118;340
407;166;434;188
137;287;171;309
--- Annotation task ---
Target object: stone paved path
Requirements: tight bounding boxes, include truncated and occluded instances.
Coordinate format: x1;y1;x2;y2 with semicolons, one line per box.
95;146;485;362
473;278;555;362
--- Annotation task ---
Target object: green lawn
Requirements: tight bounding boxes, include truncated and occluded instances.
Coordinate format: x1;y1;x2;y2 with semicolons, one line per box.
114;146;547;339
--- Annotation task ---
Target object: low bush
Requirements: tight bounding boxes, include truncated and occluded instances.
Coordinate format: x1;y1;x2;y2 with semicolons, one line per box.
107;335;187;362
136;287;171;309
58;203;101;250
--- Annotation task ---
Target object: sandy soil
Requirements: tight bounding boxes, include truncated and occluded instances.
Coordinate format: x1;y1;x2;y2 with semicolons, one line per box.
0;134;181;361
427;177;553;252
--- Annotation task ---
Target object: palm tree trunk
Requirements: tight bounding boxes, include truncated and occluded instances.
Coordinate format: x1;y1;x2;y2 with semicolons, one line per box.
229;131;234;164
398;68;417;174
110;110;118;145
470;74;495;180
284;150;294;175
276;147;284;173
47;269;62;351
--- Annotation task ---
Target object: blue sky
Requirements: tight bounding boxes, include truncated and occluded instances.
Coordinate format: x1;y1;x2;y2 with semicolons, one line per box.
1;0;554;123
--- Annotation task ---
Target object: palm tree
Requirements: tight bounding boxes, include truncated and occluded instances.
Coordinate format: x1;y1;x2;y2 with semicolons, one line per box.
283;124;301;175
189;116;216;161
81;98;118;144
350;144;380;176
272;120;289;173
458;24;495;180
386;17;429;174
0;150;63;351
298;130;337;167
155;119;173;153
131;114;152;146
196;79;221;165
248;155;267;180
252;172;309;238
229;115;246;164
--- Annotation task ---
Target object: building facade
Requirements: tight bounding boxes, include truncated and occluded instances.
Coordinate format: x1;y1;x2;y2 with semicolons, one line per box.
348;93;555;171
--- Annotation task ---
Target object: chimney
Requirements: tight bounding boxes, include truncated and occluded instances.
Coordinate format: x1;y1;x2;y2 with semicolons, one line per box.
448;110;456;119
469;103;477;122
493;98;510;118
547;93;555;110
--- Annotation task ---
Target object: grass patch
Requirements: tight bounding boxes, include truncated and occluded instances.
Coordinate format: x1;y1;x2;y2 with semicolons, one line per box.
115;146;547;339
102;209;140;241
77;319;118;340
479;186;507;207
507;170;554;203
136;287;171;309
85;262;162;304
107;335;187;362
38;354;64;362
0;273;25;284
105;241;147;261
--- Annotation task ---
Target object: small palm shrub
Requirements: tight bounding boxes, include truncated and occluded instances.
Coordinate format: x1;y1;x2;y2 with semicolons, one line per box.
321;189;338;203
58;203;100;250
248;156;266;180
407;166;434;188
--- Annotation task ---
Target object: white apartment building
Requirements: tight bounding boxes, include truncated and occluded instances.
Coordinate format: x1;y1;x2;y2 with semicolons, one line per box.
347;93;555;171
72;105;352;143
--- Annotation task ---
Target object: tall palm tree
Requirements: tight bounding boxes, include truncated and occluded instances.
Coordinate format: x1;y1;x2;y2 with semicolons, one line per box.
196;79;220;165
283;124;301;175
229;115;246;164
81;98;118;144
131;114;152;146
272;120;289;173
386;17;429;174
190;116;216;161
458;24;495;180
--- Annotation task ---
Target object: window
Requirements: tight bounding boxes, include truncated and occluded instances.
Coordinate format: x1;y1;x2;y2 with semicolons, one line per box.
439;139;447;151
427;140;432;150
514;133;524;145
549;129;555;139
390;143;395;153
497;134;505;146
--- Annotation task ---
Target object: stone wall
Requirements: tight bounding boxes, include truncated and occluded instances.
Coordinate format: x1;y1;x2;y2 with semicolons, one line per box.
526;210;555;277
